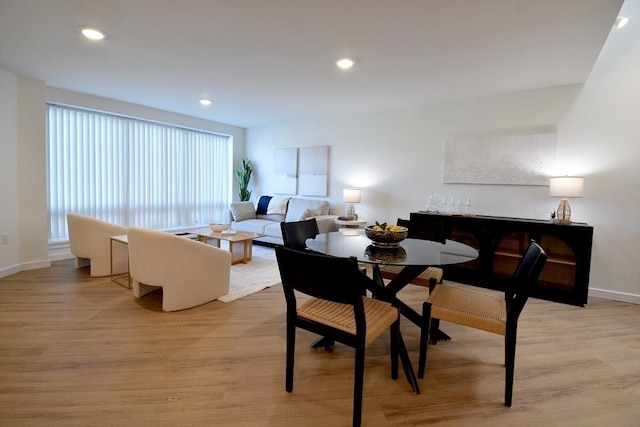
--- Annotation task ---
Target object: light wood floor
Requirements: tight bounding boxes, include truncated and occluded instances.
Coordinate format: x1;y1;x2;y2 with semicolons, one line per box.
1;256;639;426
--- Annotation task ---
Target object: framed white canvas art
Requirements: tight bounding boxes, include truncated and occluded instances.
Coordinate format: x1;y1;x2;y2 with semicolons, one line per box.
444;133;557;185
298;146;328;196
274;147;297;195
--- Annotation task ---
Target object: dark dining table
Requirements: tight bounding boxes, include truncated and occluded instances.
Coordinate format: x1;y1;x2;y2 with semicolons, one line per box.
305;230;479;393
306;230;478;325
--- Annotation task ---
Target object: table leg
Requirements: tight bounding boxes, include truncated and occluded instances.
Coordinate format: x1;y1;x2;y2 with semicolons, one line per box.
110;238;130;288
310;336;335;352
201;237;221;248
398;331;420;394
372;264;453;342
243;240;250;263
249;241;255;261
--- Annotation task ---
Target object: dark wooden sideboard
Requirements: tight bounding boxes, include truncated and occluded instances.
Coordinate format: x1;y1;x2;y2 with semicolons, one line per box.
409;212;594;306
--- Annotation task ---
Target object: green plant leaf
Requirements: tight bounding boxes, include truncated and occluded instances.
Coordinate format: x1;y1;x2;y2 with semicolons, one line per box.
234;158;253;201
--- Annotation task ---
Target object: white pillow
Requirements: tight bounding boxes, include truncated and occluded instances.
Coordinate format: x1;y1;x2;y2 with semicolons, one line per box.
285;198;330;221
298;208;320;221
230;201;256;222
267;196;291;215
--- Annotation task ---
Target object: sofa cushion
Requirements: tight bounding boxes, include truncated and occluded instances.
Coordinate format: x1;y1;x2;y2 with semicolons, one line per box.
285;198;330;222
267;196;291;214
256;195;272;214
231;218;273;234
257;213;286;222
296;208;320;221
230;201;256;222
264;222;283;239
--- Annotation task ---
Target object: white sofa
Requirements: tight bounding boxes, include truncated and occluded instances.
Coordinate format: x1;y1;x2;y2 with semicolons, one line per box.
127;227;231;311
229;196;338;245
67;213;128;277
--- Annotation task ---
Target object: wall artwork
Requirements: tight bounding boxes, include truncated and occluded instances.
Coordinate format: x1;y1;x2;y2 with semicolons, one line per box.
298;145;329;196
444;133;557;185
273;147;297;195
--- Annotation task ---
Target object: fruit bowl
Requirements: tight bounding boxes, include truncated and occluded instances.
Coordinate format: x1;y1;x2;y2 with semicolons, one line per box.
209;223;229;232
364;225;408;248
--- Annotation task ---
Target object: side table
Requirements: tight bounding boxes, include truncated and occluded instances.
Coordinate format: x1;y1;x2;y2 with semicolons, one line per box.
334;219;368;228
110;234;131;288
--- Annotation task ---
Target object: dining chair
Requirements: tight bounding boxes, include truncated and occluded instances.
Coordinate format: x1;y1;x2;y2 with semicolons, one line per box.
418;239;547;406
281;218;337;350
378;218;445;288
275;246;401;427
280;218;319;251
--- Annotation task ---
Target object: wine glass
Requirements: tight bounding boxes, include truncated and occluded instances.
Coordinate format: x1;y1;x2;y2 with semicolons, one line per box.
456;197;465;215
464;197;473;216
440;195;449;214
426;192;439;212
448;196;456;214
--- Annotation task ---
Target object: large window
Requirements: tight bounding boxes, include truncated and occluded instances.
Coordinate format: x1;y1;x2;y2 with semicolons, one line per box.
47;104;232;241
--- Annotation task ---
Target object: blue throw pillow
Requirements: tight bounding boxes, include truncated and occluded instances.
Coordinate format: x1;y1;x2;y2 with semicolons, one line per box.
256;195;272;215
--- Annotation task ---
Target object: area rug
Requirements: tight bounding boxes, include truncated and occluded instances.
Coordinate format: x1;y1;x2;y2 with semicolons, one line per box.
218;245;281;303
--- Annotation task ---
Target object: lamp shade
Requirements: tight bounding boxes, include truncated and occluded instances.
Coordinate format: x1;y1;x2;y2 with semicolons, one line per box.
549;177;584;198
343;188;361;203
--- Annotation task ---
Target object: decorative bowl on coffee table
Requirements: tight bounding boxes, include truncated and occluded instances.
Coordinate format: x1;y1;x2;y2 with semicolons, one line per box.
209;224;230;232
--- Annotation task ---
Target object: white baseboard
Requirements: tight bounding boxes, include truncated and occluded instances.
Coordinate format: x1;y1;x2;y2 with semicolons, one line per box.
0;264;21;278
0;240;72;278
589;287;640;304
0;259;51;279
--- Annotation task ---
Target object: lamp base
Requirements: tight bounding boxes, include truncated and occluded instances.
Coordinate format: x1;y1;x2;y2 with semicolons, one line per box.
556;198;572;224
347;204;357;220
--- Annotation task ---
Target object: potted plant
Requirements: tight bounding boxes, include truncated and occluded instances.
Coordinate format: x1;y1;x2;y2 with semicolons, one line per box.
234;158;253;201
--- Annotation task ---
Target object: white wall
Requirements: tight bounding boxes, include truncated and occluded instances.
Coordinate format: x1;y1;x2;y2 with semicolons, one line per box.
0;69;20;274
0;71;49;276
557;0;640;302
246;17;639;303
248;85;581;220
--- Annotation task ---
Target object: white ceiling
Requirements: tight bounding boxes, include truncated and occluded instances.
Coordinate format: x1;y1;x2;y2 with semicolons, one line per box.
0;0;624;128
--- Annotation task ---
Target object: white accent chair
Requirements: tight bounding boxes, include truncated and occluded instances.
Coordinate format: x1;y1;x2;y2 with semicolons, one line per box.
67;213;128;277
127;227;231;312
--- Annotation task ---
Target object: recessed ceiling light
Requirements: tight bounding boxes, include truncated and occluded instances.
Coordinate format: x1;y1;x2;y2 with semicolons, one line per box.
199;98;212;106
337;58;355;69
80;27;105;41
615;16;629;29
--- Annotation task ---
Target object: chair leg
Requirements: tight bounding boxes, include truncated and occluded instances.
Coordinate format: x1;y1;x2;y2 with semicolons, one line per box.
353;345;365;427
504;324;517;406
427;279;443;344
418;301;432;379
285;323;296;392
390;318;399;380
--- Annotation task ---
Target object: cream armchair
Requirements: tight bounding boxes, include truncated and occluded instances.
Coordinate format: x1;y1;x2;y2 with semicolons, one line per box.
127;227;231;312
67;213;128;277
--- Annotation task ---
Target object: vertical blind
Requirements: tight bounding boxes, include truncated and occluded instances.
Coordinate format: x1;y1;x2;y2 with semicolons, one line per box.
47;104;232;240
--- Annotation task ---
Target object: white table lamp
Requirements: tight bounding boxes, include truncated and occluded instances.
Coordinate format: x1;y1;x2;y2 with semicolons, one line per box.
549;176;584;224
343;188;361;220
